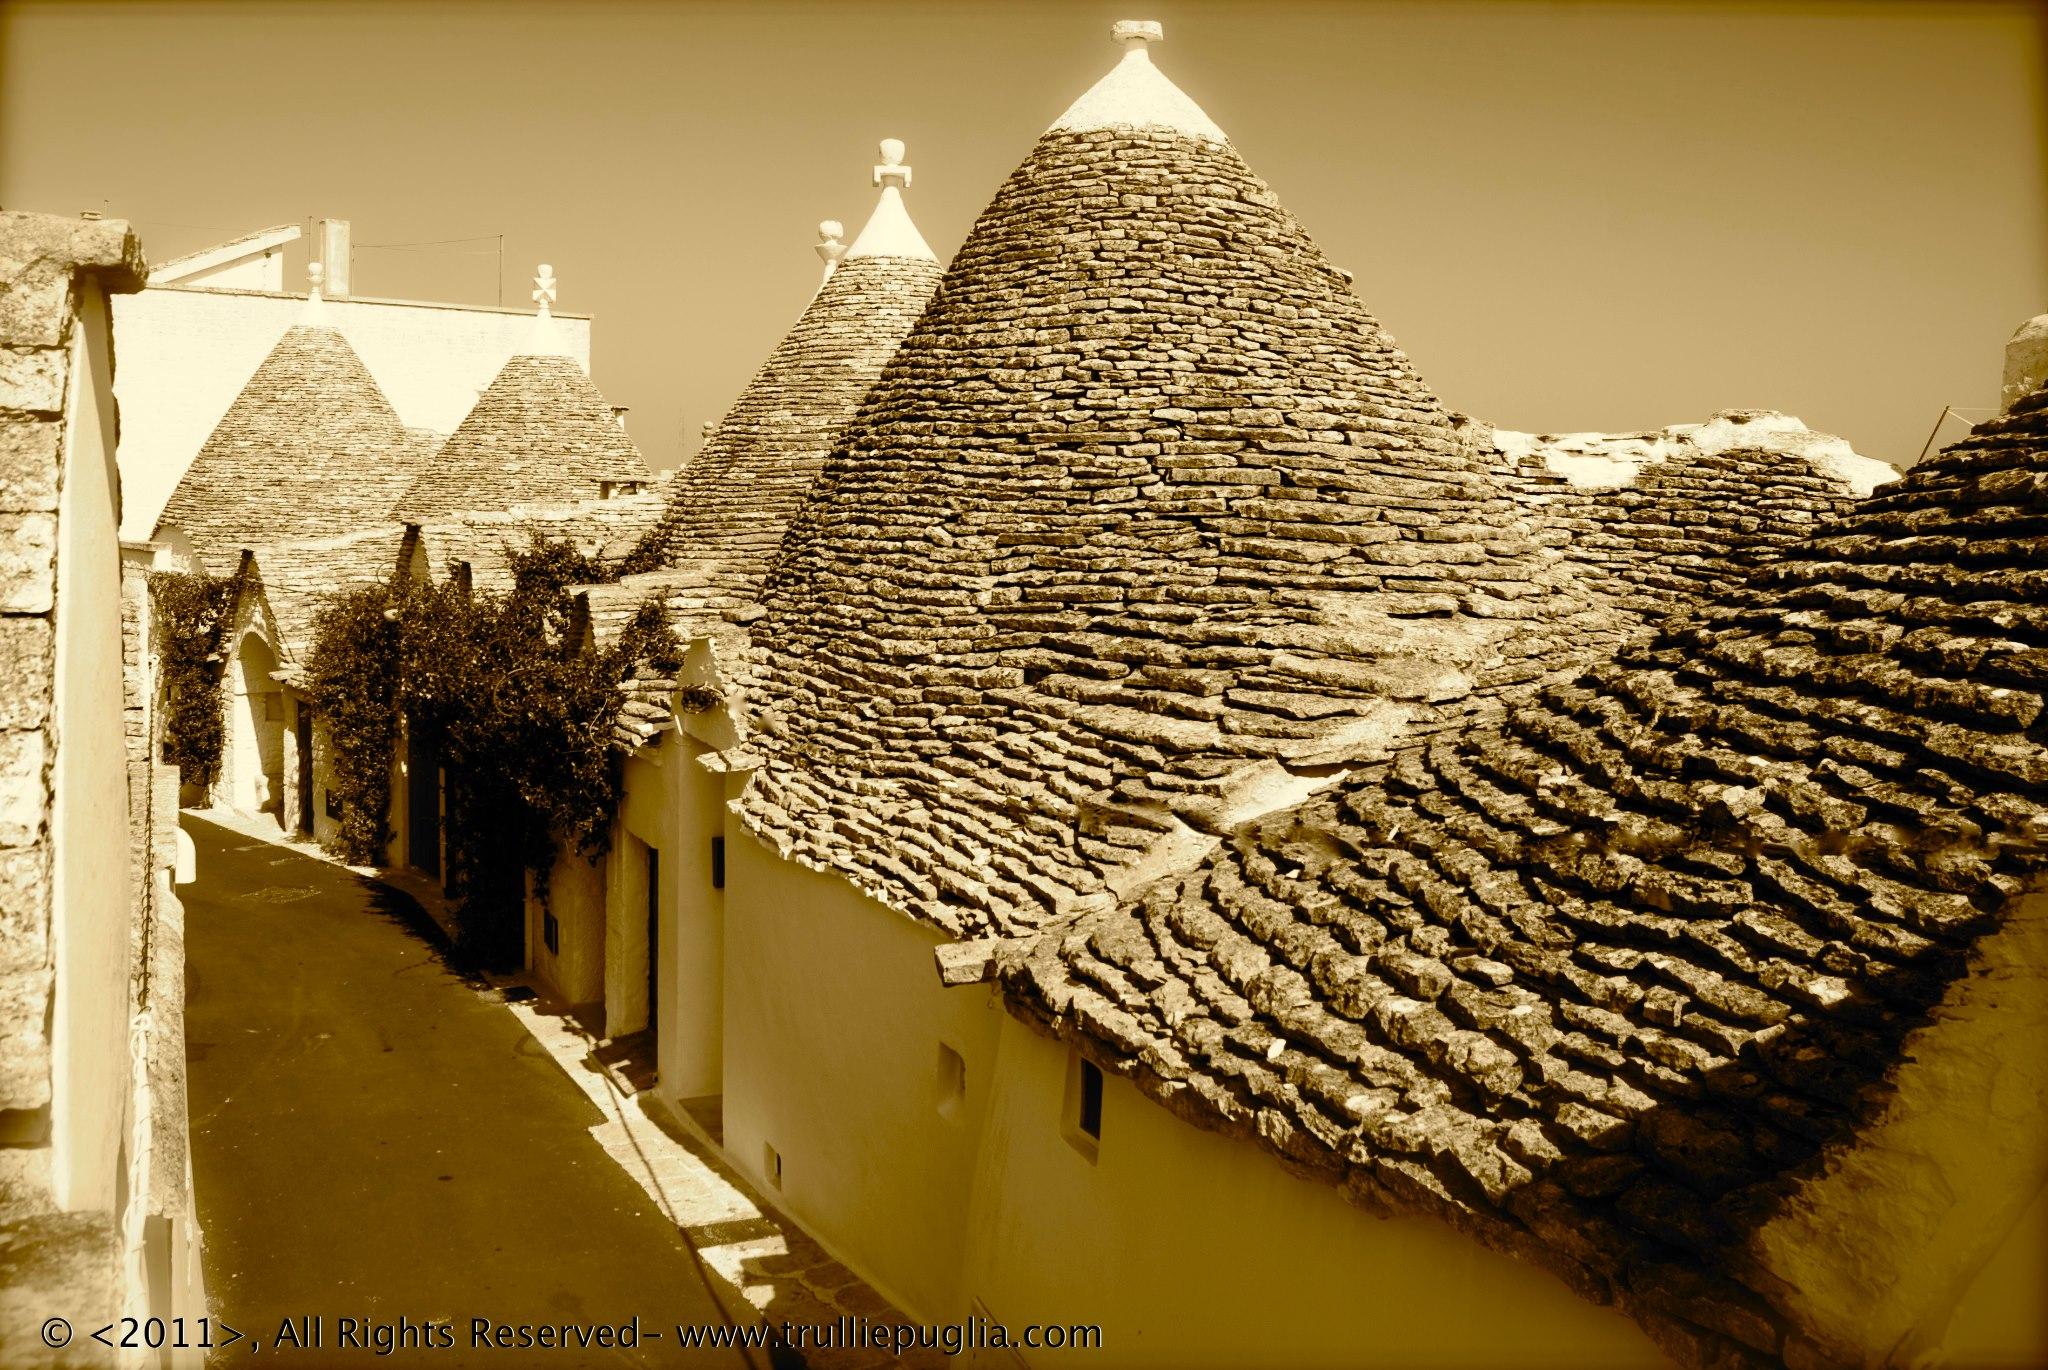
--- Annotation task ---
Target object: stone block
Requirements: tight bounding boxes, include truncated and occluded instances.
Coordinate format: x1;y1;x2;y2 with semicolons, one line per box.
0;731;47;849
0;210;146;348
0;1146;54;1222
0;846;48;973
0;966;52;1109
0;419;60;513
0;351;65;416
2004;315;2048;413
0;275;72;353
0;620;51;729
0;513;56;613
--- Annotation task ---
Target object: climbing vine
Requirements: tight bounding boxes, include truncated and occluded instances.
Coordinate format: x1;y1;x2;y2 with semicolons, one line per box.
151;568;243;790
303;585;404;865
305;537;682;965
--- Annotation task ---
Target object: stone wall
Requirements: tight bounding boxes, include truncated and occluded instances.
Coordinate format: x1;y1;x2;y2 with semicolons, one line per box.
0;209;204;1367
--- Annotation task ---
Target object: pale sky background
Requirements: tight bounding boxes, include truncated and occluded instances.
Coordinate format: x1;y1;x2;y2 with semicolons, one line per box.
3;0;2043;472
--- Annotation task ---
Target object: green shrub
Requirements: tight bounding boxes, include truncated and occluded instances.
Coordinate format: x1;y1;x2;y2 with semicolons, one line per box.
307;537;682;966
151;568;243;790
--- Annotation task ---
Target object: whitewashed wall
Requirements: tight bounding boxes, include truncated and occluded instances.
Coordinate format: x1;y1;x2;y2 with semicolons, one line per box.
720;829;1005;1322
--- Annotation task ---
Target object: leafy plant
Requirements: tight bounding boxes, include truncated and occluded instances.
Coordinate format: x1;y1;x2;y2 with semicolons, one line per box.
303;585;403;864
151;568;243;790
305;537;682;966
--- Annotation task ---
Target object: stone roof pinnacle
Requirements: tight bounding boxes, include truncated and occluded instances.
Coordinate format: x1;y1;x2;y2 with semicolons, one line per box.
844;138;936;262
816;219;848;282
520;262;570;357
300;258;329;324
1050;18;1227;144
1113;18;1163;51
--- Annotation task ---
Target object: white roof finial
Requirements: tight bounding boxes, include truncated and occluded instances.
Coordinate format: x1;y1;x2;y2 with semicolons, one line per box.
873;139;912;191
816;220;848;281
300;258;329;322
1050;18;1223;143
1113;19;1163;54
844;138;936;264
519;262;571;358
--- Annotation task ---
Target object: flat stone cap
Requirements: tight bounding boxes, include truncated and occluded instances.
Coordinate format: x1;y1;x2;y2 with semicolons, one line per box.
0;210;146;348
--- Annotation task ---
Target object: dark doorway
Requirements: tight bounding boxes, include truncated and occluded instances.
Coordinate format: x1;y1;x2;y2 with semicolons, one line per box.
295;706;314;834
406;716;440;879
645;846;660;1038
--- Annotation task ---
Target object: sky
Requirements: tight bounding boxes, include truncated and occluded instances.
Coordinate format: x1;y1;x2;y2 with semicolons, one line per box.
2;0;2043;473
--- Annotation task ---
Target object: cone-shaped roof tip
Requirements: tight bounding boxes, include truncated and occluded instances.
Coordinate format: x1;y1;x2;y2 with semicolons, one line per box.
845;139;936;262
299;259;330;324
1051;18;1226;144
816;219;848;280
519;262;572;357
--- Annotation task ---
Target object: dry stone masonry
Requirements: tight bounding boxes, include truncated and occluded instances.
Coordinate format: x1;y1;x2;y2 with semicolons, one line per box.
994;390;2048;1369
740;29;1679;937
591;145;945;749
1477;410;1891;663
153;303;425;575
1;210;199;1367
393;362;649;522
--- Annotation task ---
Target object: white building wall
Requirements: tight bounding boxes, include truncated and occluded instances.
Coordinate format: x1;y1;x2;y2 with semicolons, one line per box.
529;841;607;1013
960;1015;1657;1368
721;830;1006;1322
49;276;136;1211
110;287;595;541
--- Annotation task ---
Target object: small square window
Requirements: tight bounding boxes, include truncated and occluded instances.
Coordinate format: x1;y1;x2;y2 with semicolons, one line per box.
763;1142;783;1189
1062;1048;1103;1162
323;789;342;820
542;910;560;956
935;1043;966;1121
710;835;725;890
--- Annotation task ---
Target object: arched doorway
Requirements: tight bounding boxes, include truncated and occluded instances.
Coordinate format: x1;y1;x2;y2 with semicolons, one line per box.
229;631;285;816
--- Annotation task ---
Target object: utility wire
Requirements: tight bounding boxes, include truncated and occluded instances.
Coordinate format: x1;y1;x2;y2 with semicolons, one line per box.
356;233;504;249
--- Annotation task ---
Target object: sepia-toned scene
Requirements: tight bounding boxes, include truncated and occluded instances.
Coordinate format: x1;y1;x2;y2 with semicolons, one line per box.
0;1;2044;1366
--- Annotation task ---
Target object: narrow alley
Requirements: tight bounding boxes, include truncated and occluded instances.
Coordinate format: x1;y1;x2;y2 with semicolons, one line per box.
181;813;748;1367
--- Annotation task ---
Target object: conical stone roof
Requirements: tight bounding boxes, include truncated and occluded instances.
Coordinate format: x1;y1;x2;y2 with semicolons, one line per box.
393;323;651;523
621;150;945;599
995;387;2048;1367
739;25;1576;935
154;322;423;573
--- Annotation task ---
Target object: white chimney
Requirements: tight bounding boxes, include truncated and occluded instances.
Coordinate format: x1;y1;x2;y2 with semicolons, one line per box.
317;217;352;298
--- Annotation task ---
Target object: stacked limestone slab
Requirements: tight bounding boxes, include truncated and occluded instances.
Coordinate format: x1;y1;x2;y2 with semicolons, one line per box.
994;390;2048;1368
736;38;1656;936
619;257;943;590
393;346;651;523
240;524;416;685
153;320;424;574
586;159;945;748
1478;410;1892;661
417;488;667;596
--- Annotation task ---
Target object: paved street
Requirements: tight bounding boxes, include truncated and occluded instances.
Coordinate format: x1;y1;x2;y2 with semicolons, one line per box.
182;814;747;1367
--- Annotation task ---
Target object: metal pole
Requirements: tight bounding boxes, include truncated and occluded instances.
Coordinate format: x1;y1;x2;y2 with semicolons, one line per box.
1913;406;1955;467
